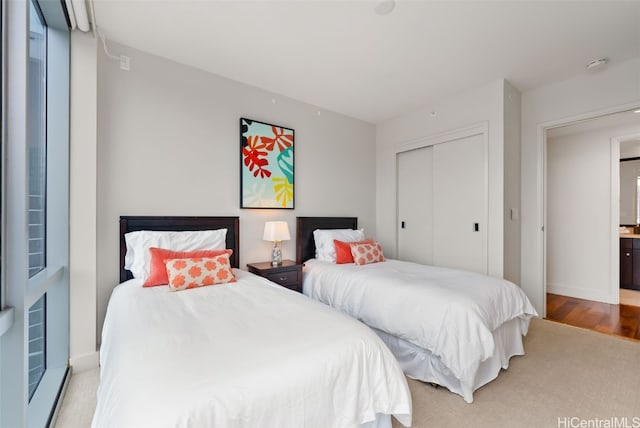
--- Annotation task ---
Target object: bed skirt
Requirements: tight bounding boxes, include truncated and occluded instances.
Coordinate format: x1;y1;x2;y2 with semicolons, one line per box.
372;317;529;403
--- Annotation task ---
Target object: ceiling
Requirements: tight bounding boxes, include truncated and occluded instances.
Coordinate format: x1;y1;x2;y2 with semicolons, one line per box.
91;0;640;124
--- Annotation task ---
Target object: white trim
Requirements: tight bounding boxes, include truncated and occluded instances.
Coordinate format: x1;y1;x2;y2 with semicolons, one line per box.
547;283;617;305
536;101;640;317
69;351;100;372
610;138;621;305
395;121;489;153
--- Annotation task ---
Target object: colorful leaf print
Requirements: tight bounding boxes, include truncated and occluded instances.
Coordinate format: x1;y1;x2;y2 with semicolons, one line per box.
242;135;271;178
277;146;294;184
240;118;294;208
272;177;293;207
262;126;293;152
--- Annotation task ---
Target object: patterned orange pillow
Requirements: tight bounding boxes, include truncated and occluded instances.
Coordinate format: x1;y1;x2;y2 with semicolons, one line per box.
164;254;236;291
350;242;385;266
144;248;233;287
334;239;374;264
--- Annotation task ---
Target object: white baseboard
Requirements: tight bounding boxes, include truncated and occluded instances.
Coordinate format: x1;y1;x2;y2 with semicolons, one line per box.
547;283;617;304
69;351;99;372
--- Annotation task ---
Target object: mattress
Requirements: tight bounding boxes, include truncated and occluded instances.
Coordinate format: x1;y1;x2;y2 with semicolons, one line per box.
302;258;538;402
92;270;412;428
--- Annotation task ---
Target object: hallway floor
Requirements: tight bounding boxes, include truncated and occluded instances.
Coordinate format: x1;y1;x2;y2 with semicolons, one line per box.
546;292;640;340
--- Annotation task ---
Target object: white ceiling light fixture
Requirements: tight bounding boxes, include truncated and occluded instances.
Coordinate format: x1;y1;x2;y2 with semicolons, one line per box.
375;0;395;15
585;57;608;70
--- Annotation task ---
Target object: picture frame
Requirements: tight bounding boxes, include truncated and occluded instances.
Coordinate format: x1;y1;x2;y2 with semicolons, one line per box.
240;117;295;209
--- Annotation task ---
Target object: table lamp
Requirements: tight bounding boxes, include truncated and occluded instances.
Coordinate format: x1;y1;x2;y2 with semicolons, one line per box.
263;221;291;266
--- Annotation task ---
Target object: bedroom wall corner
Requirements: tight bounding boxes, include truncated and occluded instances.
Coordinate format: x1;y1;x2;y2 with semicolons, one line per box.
69;31;98;371
502;81;522;286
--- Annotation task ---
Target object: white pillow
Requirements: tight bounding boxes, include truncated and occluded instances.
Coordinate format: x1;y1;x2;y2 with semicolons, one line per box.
124;229;227;280
313;228;364;263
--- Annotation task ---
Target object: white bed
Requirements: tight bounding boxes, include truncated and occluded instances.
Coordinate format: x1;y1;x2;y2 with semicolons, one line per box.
93;216;411;428
296;217;538;403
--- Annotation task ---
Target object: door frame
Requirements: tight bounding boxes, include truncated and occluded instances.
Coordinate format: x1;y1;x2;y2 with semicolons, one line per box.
537;102;640;317
394;121;489;273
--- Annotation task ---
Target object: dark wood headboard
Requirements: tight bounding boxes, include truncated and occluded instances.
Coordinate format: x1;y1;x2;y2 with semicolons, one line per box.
296;217;358;264
119;216;240;283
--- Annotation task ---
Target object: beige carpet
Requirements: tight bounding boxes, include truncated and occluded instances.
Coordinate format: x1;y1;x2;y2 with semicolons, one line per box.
393;319;640;428
55;319;640;428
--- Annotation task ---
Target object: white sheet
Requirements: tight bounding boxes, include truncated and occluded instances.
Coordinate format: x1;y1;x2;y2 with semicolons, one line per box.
303;259;538;402
93;270;411;428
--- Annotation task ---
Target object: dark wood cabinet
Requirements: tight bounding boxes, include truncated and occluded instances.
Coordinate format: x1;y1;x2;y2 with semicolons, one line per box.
246;260;303;293
620;238;640;290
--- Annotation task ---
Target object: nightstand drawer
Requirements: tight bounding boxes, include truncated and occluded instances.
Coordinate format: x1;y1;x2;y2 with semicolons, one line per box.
265;269;300;286
246;260;303;293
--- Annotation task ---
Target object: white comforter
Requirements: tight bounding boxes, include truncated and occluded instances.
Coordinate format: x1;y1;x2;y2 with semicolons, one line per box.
93;270;411;428
303;259;538;394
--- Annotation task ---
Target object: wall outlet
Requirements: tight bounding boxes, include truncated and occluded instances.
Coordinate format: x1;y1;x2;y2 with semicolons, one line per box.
119;55;130;71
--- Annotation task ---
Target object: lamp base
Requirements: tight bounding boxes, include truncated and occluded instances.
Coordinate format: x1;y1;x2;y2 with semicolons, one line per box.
271;241;282;267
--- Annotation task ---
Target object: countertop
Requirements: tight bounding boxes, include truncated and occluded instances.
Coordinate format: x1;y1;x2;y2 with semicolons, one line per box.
620;234;640;238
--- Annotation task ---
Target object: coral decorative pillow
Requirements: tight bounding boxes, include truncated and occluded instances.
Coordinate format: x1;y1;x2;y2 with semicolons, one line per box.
334;239;374;264
350;242;385;266
143;248;233;287
164;254;236;291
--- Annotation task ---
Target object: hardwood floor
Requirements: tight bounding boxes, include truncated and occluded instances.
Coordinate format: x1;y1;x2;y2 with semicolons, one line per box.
546;293;640;340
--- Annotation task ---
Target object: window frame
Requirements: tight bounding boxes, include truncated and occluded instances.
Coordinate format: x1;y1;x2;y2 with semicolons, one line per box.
0;0;70;425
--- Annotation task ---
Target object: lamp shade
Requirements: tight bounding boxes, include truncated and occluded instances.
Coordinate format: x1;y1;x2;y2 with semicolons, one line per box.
263;221;291;242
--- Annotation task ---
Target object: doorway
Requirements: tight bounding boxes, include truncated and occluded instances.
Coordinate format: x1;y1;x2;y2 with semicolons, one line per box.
543;109;640;339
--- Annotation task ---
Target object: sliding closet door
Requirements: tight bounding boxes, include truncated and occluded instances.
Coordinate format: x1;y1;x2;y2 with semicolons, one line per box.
397;147;433;264
433;134;486;274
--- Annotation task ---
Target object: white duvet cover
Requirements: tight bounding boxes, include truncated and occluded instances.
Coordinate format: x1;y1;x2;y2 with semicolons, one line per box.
303;259;538;400
93;270;411;428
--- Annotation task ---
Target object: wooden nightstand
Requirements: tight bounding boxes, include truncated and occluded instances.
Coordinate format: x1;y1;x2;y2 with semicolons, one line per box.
246;260;303;293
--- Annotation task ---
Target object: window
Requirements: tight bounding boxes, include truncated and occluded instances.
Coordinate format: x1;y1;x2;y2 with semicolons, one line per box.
0;0;70;425
28;0;46;278
26;0;48;401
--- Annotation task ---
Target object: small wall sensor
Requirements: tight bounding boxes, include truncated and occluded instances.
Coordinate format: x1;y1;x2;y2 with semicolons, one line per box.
586;58;608;70
119;55;130;71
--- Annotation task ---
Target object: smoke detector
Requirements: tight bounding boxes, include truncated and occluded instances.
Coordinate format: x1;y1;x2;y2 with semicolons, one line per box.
375;0;395;15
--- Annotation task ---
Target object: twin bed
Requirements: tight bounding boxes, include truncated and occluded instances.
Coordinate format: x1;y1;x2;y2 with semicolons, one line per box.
93;216;411;428
93;215;537;427
296;217;537;404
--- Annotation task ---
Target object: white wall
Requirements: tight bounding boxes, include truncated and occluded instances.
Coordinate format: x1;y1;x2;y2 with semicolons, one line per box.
503;81;522;284
521;57;640;314
547;122;640;304
94;42;376;340
69;32;98;370
376;80;505;278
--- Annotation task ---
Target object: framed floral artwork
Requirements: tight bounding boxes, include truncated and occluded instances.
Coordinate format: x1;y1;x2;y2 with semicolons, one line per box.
240;118;294;209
